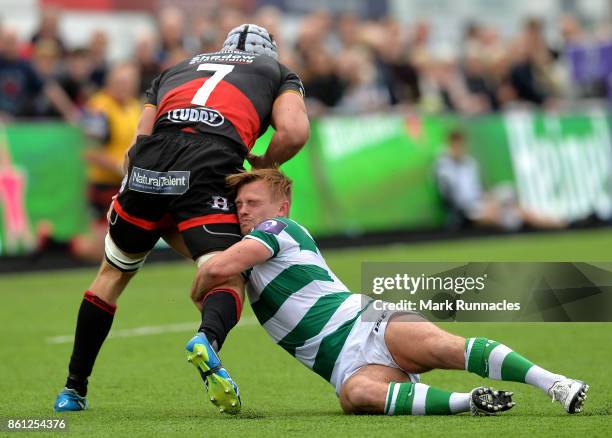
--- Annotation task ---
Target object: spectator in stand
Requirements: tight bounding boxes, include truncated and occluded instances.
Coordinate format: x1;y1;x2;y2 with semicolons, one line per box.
371;18;421;106
29;38;62;118
133;29;161;97
507;37;547;106
463;21;482;58
301;48;345;114
219;8;247;37
157;6;187;63
2;6;610;119
72;62;140;261
254;6;283;53
30;38;61;81
0;26;77;121
295;13;328;59
57;48;96;109
336;13;361;50
192;16;220;55
559;14;585;47
478;26;507;69
335;47;391;114
409;20;433;74
420;51;487;114
88;29;109;88
556;12;586;95
462;52;498;112
30;6;66;56
435;130;566;231
507;18;560;107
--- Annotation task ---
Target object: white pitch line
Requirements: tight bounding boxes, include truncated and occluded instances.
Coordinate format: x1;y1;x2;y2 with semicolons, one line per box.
47;316;259;345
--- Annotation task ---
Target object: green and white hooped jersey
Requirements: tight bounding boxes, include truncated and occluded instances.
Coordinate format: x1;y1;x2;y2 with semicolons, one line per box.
244;217;370;383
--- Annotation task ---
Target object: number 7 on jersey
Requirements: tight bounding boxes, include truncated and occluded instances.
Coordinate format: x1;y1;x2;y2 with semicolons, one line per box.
191;63;235;107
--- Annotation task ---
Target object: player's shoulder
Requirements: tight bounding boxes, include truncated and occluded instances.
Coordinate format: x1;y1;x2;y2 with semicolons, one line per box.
252;217;292;235
254;217;314;244
252;217;312;237
246;217;291;258
249;217;317;257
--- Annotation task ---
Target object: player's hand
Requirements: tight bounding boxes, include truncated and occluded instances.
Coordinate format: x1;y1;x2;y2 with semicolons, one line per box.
106;195;117;223
247;153;273;169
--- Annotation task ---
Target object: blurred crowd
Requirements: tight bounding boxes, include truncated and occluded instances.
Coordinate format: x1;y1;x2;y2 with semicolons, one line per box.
291;11;611;116
0;5;611;122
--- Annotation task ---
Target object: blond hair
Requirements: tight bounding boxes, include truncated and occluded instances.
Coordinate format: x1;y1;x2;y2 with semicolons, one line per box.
226;169;292;201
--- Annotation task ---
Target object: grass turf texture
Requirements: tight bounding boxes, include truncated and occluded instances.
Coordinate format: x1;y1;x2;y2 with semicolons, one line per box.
1;229;611;437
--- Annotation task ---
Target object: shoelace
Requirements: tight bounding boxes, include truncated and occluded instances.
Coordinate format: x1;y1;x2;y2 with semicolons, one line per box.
551;383;568;403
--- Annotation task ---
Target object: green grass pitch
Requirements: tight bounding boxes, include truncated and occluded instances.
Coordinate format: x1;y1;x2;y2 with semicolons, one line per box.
1;229;611;437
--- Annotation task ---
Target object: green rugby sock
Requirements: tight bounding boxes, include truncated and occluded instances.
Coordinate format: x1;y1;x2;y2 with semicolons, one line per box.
465;337;565;393
384;382;470;415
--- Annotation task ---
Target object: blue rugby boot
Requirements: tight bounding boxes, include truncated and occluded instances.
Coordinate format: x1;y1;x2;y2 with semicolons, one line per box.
186;333;241;414
54;388;87;412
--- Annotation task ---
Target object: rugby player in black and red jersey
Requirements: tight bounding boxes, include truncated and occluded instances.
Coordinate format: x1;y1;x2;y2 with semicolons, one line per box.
54;24;309;414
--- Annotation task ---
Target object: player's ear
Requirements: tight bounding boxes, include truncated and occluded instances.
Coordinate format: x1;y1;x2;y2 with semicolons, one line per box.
278;199;290;217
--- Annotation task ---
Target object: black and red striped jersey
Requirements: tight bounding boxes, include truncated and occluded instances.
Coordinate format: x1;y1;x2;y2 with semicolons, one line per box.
145;50;304;154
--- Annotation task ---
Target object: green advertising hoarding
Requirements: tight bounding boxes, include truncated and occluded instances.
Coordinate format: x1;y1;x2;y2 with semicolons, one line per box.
503;111;612;222
0;123;88;255
252;114;452;236
279;111;612;235
1;112;611;255
312;114;450;234
463;110;612;222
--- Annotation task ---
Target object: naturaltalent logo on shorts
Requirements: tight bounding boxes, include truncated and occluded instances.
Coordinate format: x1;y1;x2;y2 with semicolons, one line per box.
128;167;190;195
167;107;224;127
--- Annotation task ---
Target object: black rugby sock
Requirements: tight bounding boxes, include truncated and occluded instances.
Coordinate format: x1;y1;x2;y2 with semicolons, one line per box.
65;291;116;396
199;289;241;352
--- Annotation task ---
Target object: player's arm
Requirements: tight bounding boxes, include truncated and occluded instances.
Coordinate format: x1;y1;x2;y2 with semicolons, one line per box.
190;239;271;305
133;105;157;139
249;90;309;168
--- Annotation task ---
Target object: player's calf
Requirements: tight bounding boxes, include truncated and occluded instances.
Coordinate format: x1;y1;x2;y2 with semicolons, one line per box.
54;255;135;412
339;365;412;414
340;373;391;414
192;252;245;351
340;367;515;416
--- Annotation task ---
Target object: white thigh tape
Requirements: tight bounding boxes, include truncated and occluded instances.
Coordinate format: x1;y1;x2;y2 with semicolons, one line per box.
104;233;147;272
196;252;218;269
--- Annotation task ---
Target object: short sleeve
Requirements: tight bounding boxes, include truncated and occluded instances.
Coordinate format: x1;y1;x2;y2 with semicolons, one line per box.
277;63;305;99
144;73;162;106
243;218;290;258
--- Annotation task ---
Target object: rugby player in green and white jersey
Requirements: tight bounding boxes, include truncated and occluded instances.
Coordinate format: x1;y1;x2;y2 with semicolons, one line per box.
190;169;589;416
